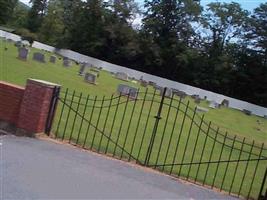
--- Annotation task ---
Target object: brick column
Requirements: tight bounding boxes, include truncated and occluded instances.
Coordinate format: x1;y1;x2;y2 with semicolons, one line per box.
17;79;60;135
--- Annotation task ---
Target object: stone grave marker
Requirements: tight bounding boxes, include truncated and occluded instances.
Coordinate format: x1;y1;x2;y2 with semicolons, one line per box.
18;47;29;60
194;96;201;104
221;99;229;107
209;100;220;109
15;41;22;47
160;87;173;98
243;109;251;115
117;84;138;99
90;68;100;73
84;72;97;84
140;80;148;87
63;57;71;67
115;72;128;81
78;63;87;76
33;52;45;63
50;55;57;63
196;106;209;113
148;81;156;87
173;89;187;99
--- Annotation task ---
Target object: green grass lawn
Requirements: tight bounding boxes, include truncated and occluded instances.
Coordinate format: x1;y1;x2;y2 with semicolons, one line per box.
1;39;266;199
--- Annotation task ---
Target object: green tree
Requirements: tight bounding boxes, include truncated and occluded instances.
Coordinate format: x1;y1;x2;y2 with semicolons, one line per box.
38;0;64;46
7;1;29;28
141;0;201;79
245;3;267;65
0;0;18;25
27;0;48;32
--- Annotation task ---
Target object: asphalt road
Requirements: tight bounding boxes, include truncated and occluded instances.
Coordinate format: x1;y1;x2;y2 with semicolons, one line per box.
0;134;237;199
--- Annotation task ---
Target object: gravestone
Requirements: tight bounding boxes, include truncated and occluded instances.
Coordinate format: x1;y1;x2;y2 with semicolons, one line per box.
243;109;251;115
154;85;163;92
221;99;229;107
84;73;97;84
117;84;138;99
90;68;100;73
264;115;267;119
115;72;128;81
63;57;71;67
15;41;22;47
140;80;148;87
148;81;156;87
194;97;201;104
173;89;187;99
160;87;173;98
50;55;57;63
78;63;87;76
196;106;209;113
33;52;45;63
209;101;220;109
18;47;29;60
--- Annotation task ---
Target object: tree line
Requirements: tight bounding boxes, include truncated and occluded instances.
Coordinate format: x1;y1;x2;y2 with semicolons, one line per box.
1;0;267;106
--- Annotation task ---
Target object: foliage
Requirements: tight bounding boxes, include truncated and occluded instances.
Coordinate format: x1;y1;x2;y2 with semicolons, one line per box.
27;0;48;32
4;0;267;107
0;0;18;25
15;28;37;46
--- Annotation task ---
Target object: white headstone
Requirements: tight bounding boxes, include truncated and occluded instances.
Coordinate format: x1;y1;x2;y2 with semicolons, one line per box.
115;72;128;81
160;88;173;98
209;101;220;109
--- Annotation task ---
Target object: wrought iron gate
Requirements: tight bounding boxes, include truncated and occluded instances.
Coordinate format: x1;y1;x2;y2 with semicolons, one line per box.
51;88;267;200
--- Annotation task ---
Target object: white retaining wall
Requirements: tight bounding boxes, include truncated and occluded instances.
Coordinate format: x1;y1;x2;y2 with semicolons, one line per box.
1;30;267;117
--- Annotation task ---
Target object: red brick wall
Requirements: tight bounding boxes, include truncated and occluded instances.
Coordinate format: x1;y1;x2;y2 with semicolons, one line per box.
0;81;25;125
17;79;55;133
0;79;59;134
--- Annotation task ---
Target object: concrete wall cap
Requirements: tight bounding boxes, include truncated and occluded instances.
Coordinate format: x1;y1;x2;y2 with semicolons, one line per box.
27;79;61;88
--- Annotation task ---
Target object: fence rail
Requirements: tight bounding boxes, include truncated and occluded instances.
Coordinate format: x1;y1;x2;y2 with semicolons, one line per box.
51;88;267;200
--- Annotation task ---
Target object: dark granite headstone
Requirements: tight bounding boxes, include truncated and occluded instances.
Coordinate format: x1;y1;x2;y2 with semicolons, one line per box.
15;41;22;47
33;52;45;63
18;47;29;60
221;99;229;107
243;109;251;115
63;57;71;67
50;55;57;63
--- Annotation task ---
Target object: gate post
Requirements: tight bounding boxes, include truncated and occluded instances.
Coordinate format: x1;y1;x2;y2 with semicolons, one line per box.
144;87;166;166
16;79;61;136
45;85;61;135
258;167;267;200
